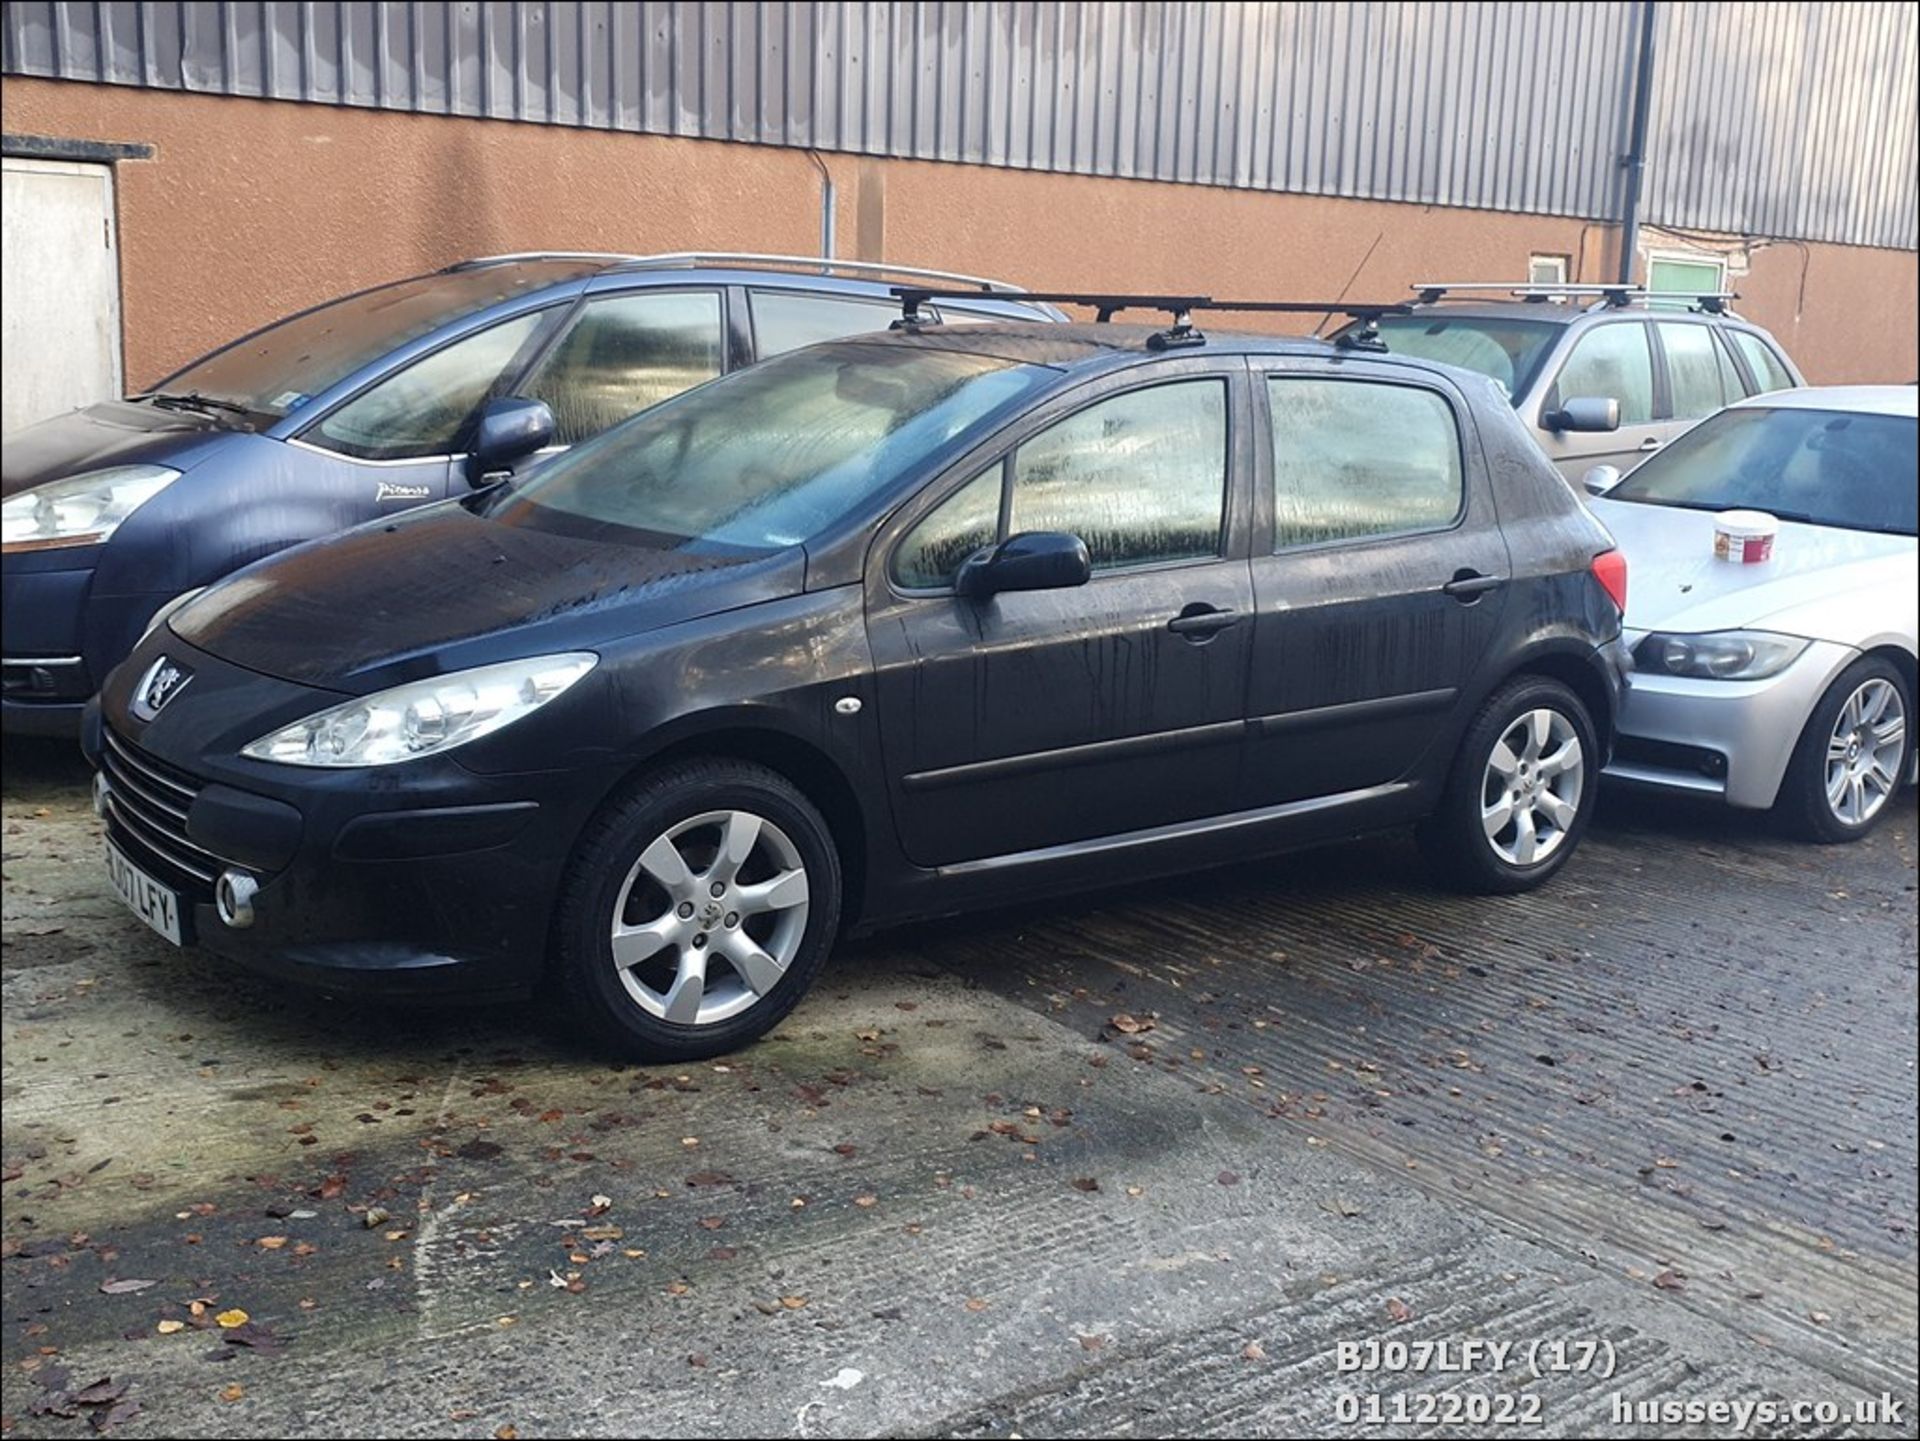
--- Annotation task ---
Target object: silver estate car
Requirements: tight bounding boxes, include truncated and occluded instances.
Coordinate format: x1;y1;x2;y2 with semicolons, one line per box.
1340;283;1805;481
1588;386;1917;842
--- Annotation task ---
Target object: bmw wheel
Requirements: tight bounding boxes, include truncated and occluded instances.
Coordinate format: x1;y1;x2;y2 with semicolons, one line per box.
1779;657;1911;844
1419;675;1600;894
556;759;842;1060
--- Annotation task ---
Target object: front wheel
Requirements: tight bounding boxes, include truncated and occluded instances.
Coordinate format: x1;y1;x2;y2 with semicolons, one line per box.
1777;658;1911;844
554;759;842;1061
1418;675;1600;894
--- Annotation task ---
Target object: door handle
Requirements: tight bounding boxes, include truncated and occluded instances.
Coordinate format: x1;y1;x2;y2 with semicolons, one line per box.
1167;605;1242;638
1441;571;1504;602
1638;436;1665;452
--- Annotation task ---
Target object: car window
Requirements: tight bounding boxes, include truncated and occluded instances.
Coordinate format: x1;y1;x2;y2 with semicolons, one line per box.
1006;379;1229;573
1659;322;1739;420
893;466;1003;589
1609;406;1916;536
1552;322;1654;424
1267;378;1462;548
1711;329;1750;400
308;312;546;461
1364;316;1561;400
751;290;905;357
152;260;592;419
1729;330;1796;393
516;290;723;445
491;342;1050;554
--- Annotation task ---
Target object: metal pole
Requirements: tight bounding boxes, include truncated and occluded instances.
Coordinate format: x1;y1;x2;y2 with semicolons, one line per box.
808;151;836;263
1617;0;1658;285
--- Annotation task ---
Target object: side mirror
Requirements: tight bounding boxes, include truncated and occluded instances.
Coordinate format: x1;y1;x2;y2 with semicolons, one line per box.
465;396;555;487
955;531;1092;600
1550;395;1621;434
1582;464;1623;497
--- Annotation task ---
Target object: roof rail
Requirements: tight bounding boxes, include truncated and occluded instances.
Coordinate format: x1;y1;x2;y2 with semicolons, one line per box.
890;286;1413;351
1640;289;1742;315
1412;280;1641;306
440;252;648;271
614;252;1029;294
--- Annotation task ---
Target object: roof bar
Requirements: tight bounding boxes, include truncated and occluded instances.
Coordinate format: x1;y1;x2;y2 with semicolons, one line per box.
890;287;1413;351
1412;280;1641;306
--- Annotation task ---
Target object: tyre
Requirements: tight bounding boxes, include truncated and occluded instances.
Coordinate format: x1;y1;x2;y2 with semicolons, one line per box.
554;758;842;1061
1418;675;1600;895
1777;657;1912;844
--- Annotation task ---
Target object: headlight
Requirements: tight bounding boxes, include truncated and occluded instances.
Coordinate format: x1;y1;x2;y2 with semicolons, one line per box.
1633;630;1810;681
242;653;597;767
1;465;182;550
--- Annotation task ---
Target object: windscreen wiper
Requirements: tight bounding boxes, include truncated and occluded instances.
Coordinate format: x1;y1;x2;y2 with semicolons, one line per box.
144;391;255;421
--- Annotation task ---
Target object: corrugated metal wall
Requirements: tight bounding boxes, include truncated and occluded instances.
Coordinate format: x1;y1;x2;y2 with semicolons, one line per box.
3;2;1914;250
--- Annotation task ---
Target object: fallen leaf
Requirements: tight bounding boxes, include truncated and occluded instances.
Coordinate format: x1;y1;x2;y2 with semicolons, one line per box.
156;1320;185;1335
257;1237;288;1250
1070;1178;1100;1193
1110;1013;1155;1035
214;1310;249;1329
779;1295;808;1310
1243;1341;1267;1361
853;1194;878;1209
1386;1298;1413;1324
1077;1334;1106;1352
218;1384;244;1403
964;1297;989;1312
455;1140;504;1161
1216;1170;1241;1187
1652;1270;1686;1291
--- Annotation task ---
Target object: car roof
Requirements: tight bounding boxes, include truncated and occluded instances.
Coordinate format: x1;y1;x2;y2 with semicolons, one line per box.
1729;384;1918;418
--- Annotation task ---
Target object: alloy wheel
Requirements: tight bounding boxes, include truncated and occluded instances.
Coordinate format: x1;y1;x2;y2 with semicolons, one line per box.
1481;707;1584;867
609;809;811;1026
1824;678;1906;828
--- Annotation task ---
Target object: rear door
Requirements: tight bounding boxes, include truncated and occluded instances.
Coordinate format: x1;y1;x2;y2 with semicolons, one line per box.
1534;319;1664;479
1244;362;1510;805
866;360;1255;867
1654;319;1749;435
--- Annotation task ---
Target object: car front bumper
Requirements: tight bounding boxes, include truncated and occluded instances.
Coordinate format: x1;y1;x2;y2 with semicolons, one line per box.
3;545;180;735
83;642;624;1001
1602;637;1857;810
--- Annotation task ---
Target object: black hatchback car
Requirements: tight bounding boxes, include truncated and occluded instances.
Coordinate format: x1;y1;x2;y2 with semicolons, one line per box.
87;305;1629;1060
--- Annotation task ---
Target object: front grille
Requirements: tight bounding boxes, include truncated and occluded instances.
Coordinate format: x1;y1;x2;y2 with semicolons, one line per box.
2;656;90;701
100;726;225;889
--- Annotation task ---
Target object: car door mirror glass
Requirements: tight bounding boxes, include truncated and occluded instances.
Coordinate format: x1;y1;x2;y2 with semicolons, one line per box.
956;531;1092;600
1552;396;1621;433
466;396;555;486
1582;464;1623;496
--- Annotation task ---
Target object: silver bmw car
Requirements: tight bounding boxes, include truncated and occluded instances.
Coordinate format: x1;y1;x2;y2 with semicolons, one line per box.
1587;385;1917;841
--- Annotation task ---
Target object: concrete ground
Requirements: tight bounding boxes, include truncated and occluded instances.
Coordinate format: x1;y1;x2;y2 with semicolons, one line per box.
2;737;1914;1438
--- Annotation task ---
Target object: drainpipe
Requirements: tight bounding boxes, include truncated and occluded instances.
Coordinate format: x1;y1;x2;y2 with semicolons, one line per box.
1616;0;1658;285
808;151;836;265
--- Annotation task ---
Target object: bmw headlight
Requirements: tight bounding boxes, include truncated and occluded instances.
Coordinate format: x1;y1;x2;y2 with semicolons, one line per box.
1633;630;1810;681
1;465;182;550
242;653;597;766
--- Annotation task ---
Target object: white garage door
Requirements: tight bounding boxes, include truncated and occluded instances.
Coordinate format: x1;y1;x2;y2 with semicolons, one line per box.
2;156;123;435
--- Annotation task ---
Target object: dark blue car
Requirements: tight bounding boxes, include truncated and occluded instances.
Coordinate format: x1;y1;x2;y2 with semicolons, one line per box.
2;252;1057;734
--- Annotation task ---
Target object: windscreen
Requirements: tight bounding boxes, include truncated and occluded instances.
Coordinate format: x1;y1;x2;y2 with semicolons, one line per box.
150;262;589;419
1362;315;1562;401
1608;405;1917;536
488;342;1051;554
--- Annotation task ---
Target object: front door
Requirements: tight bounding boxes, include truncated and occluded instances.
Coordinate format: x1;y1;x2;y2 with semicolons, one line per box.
867;366;1254;868
1244;365;1511;805
1534;318;1665;481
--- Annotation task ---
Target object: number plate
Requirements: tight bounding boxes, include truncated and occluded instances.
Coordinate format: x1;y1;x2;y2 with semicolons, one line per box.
105;839;184;946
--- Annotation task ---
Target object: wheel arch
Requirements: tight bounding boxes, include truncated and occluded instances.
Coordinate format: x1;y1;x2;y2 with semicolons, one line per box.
609;719;874;927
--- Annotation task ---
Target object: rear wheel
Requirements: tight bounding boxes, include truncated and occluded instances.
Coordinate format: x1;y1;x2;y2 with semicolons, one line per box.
554;759;841;1061
1419;675;1599;894
1778;658;1910;843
